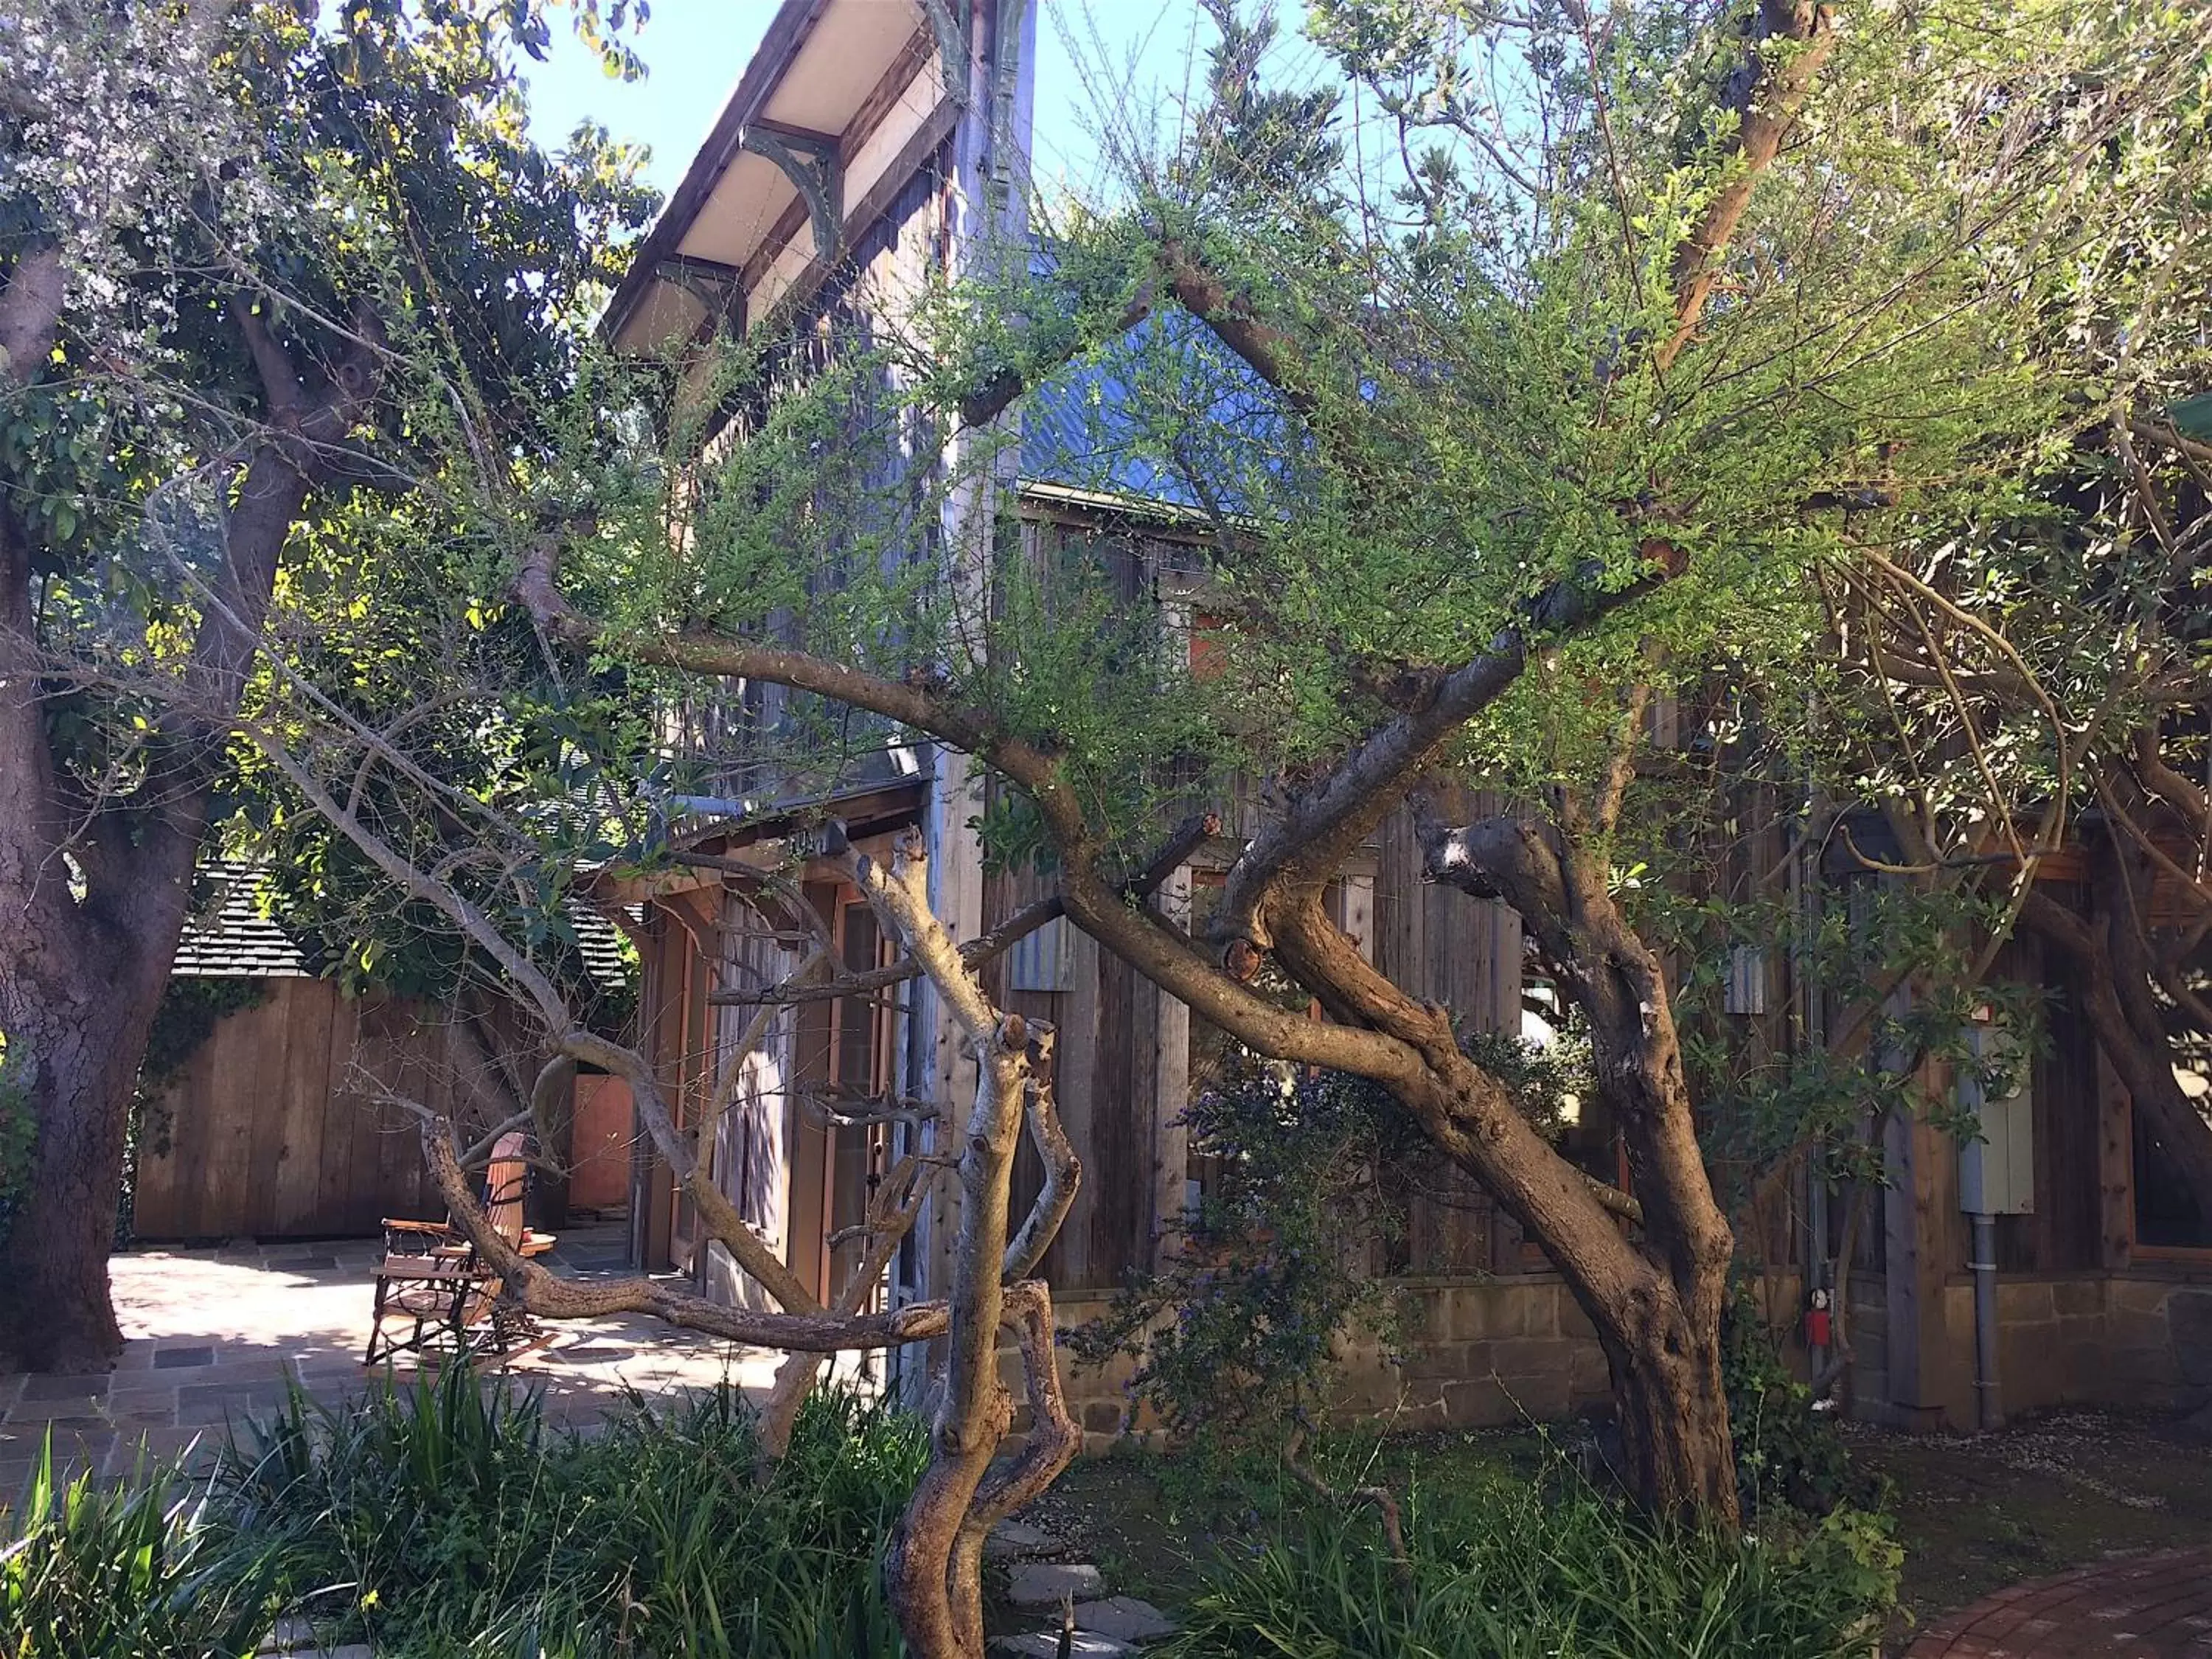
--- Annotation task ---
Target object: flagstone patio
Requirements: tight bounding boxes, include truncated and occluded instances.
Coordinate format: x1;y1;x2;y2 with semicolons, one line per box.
0;1225;790;1515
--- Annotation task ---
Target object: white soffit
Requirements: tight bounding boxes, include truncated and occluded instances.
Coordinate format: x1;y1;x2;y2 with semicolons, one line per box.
761;0;919;134
672;1;931;276
608;0;946;351
679;150;793;267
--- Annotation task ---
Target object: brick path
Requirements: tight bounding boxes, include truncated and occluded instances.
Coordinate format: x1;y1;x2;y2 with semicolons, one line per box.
1907;1547;2212;1657
0;1225;818;1517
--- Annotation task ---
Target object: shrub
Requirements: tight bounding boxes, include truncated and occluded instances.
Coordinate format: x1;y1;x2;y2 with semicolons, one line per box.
1161;1450;1901;1659
0;1436;268;1659
1;1370;928;1658
204;1364;927;1658
1072;1037;1582;1469
1721;1281;1877;1518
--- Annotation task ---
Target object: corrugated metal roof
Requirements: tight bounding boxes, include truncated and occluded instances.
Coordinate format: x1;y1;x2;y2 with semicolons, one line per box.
1018;308;1284;512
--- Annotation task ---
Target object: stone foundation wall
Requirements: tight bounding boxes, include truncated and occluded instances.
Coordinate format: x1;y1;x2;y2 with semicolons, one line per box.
1014;1266;2212;1451
1021;1273;1773;1455
1004;1266;2210;1452
1846;1270;2212;1430
1998;1274;2212;1416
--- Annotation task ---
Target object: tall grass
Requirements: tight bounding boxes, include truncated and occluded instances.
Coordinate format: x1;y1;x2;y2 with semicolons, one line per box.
7;1368;1902;1659
1161;1454;1902;1659
1;1368;925;1658
0;1436;267;1659
203;1365;927;1658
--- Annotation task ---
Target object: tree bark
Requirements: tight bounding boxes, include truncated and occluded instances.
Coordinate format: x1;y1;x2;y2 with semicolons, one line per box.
0;955;170;1369
0;305;372;1368
0;479;201;1368
839;832;1082;1659
1419;807;1739;1524
885;1020;1029;1658
1604;1298;1739;1518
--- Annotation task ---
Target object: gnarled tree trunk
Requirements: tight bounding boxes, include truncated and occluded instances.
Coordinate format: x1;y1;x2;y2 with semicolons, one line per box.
0;952;166;1369
1420;804;1738;1523
0;760;221;1370
0;503;204;1368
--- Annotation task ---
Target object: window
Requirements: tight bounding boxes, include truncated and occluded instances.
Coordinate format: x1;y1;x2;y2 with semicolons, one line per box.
2133;1086;2212;1251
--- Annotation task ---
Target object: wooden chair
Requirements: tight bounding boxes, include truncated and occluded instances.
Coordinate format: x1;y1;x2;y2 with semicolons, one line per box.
364;1133;558;1368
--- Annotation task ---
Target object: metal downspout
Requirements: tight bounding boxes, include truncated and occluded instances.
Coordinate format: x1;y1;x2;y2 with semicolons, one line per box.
1969;1211;2003;1430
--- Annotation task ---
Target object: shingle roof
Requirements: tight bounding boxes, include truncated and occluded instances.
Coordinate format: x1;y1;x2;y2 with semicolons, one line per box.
568;903;638;995
170;862;637;995
170;864;310;979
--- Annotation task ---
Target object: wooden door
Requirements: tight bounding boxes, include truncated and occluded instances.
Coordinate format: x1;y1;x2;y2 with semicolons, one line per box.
791;886;895;1304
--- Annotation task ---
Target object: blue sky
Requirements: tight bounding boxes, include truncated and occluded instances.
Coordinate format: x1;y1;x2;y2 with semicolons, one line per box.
522;0;1222;201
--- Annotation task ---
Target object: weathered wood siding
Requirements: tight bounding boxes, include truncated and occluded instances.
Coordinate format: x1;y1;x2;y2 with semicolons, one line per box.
131;979;530;1241
1375;785;1526;1276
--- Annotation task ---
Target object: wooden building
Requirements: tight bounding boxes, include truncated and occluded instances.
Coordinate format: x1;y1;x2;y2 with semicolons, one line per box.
599;0;2212;1440
131;868;633;1242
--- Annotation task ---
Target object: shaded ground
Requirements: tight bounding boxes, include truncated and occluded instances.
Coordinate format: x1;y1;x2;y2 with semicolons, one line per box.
0;1224;799;1517
1848;1411;2212;1626
1009;1408;2212;1641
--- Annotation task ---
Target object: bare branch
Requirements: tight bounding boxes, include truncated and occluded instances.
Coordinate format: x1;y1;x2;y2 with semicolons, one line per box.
1003;1027;1079;1281
231;294;304;414
243;721;830;1315
722;809;1219;1009
1283;1423;1413;1592
1210;551;1683;963
964;1279;1082;1526
417;1115;947;1351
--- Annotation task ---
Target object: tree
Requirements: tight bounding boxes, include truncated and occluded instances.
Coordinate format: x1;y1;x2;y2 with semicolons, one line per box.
1809;21;2212;1242
511;0;2208;1523
64;244;1108;1649
0;0;649;1368
222;521;1093;1655
254;735;1088;1658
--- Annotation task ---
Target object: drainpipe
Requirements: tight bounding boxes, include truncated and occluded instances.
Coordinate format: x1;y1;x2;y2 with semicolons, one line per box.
1791;694;1832;1386
1969;1210;2003;1430
1959;1016;2015;1432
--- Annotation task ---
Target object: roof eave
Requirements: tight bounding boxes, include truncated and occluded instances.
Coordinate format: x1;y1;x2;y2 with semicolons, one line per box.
598;0;831;349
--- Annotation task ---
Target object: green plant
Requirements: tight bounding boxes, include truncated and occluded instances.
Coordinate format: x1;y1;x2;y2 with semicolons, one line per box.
1073;1039;1582;1472
0;1434;269;1659
1160;1447;1901;1659
1069;1056;1405;1469
1720;1280;1877;1519
202;1364;927;1657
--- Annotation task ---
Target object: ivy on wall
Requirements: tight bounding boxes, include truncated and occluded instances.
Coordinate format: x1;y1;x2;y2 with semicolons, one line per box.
0;1036;30;1251
116;978;269;1245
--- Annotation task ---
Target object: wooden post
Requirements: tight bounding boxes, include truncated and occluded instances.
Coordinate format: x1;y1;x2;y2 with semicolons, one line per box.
1879;1105;1924;1420
1881;1091;1964;1427
1056;924;1101;1286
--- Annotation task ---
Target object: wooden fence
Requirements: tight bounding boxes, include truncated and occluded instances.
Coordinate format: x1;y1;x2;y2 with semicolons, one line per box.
131;978;547;1242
